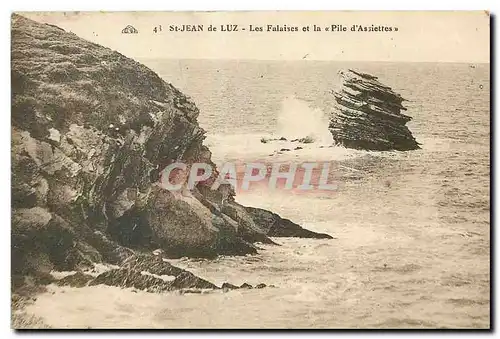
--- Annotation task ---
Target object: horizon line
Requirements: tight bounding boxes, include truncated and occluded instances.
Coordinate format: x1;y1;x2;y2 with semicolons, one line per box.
136;57;490;65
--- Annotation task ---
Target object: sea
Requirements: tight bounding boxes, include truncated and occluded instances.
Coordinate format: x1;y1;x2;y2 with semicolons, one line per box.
26;60;490;329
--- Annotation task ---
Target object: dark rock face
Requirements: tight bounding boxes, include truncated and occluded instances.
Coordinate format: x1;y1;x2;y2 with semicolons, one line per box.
11;14;334;290
56;272;94;288
221;202;279;245
221;282;239;290
121;253;184;277
88;268;172;292
239;283;253;289
329;69;420;151
169;271;218;290
245;207;333;239
86;231;135;265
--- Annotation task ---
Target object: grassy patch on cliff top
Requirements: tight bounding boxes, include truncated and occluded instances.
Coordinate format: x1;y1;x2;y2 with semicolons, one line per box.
11;14;188;137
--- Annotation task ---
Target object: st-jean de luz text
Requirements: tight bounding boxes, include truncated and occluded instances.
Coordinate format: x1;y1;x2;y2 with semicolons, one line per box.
168;24;398;32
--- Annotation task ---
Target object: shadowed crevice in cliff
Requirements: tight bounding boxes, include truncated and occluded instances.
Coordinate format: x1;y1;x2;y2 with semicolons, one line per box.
10;14;334;293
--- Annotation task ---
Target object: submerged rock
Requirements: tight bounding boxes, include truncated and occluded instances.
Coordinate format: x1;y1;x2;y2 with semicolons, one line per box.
260;136;288;143
329;69;420;151
290;136;315;144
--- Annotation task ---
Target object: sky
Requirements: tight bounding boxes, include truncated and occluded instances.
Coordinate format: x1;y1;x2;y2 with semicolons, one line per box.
20;11;490;63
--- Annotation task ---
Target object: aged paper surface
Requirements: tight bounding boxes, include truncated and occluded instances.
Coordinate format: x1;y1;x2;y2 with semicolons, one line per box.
11;11;490;329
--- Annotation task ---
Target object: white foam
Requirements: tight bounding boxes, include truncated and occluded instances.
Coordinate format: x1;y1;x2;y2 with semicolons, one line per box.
277;96;333;145
205;132;367;165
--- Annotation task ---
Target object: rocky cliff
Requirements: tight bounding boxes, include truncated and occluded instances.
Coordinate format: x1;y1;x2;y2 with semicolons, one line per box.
11;14;332;291
329;69;420;151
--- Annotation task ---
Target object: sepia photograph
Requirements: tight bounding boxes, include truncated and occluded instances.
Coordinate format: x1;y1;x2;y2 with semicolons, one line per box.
10;10;490;329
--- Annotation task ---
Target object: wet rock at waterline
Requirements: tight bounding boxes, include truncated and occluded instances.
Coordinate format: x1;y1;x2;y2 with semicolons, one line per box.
50;254;269;293
56;272;94;288
260;135;315;144
245;207;334;239
329;69;420;151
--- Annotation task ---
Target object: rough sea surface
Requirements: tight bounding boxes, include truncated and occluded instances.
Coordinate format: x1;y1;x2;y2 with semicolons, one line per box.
27;60;490;329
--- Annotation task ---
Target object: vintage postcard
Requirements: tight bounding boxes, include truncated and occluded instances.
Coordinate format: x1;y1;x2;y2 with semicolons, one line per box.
11;11;490;329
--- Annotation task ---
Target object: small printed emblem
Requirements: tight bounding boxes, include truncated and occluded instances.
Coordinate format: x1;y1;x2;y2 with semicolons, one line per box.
121;25;138;34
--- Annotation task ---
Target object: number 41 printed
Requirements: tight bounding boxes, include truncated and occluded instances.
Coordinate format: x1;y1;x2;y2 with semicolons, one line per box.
153;25;163;33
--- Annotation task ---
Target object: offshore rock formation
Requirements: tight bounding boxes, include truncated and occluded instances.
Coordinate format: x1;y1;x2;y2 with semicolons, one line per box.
11;14;332;291
329;69;420;151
